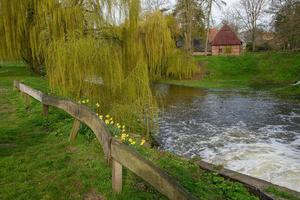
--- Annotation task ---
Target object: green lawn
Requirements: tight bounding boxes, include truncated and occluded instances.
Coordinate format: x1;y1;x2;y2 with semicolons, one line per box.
0;64;167;199
163;52;300;98
0;63;267;200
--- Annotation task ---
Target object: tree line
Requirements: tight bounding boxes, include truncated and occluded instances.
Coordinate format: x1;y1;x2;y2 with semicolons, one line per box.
157;0;300;52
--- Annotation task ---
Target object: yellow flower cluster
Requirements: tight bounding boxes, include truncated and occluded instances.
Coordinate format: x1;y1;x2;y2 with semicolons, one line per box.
102;115;114;125
75;101;146;146
94;110;146;147
78;99;89;104
140;139;146;146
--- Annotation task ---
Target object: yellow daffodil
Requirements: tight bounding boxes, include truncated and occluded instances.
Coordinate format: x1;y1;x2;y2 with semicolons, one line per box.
131;141;136;145
105;120;110;124
86;99;89;103
121;134;126;141
105;114;110;118
82;100;86;104
96;103;100;107
110;121;114;124
99;115;103;120
140;139;146;146
122;125;125;129
128;138;133;143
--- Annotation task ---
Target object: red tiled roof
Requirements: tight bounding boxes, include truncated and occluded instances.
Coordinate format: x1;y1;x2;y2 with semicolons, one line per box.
211;24;242;46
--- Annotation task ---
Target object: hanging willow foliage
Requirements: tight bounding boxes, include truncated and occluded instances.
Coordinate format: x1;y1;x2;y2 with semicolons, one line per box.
0;0;84;73
0;0;196;137
140;11;197;80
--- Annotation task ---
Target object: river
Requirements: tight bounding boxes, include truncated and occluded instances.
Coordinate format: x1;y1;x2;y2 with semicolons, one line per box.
154;84;300;192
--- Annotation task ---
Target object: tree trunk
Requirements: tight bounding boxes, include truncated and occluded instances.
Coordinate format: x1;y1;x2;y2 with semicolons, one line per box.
184;0;192;52
188;7;192;53
252;29;256;52
205;0;212;56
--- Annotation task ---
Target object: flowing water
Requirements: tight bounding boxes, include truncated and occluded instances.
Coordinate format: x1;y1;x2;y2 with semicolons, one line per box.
154;84;300;192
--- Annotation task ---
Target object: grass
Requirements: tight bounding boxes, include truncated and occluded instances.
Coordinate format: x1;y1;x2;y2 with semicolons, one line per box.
265;187;300;200
163;52;300;98
0;63;262;199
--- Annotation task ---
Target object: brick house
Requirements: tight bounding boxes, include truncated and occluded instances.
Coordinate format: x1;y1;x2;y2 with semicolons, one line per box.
211;24;243;56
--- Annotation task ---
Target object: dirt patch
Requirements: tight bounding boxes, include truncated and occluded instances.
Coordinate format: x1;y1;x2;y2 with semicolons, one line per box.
135;182;147;191
66;146;79;153
0;104;15;114
84;189;105;200
0;143;17;148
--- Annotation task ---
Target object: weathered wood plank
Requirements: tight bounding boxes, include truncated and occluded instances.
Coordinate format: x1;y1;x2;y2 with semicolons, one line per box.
69;119;81;141
15;81;43;102
14;81;112;161
112;158;122;193
111;140;197;200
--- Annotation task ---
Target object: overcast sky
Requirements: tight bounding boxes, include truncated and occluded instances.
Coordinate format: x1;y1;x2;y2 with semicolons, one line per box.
169;0;239;25
167;0;273;29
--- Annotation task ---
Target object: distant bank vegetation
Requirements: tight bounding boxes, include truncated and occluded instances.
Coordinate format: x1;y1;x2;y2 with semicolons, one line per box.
197;52;300;97
163;52;300;98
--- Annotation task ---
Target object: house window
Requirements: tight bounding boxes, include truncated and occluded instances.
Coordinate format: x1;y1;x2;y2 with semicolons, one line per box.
219;47;222;54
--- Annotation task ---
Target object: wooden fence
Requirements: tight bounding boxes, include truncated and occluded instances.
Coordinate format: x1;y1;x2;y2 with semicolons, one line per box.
13;81;197;200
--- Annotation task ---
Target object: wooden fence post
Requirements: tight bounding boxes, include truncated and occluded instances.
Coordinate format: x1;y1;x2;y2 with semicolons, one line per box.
22;92;30;109
112;158;122;193
69;119;81;141
43;104;49;117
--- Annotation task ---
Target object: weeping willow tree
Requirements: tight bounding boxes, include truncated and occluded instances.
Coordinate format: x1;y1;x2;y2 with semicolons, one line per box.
0;0;85;73
141;11;197;80
0;0;197;138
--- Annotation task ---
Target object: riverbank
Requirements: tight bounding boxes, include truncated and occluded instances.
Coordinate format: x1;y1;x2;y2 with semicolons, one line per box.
163;52;300;98
0;64;261;199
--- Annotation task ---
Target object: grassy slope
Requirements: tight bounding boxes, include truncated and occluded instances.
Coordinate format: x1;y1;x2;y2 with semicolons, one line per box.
0;65;166;200
0;64;260;199
164;52;300;98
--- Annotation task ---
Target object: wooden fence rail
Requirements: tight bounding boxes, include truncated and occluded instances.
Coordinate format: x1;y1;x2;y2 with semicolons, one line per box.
14;81;197;200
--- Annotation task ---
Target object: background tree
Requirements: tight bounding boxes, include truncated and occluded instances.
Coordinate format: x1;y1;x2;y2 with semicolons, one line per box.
235;0;268;51
174;0;205;52
142;0;171;12
271;0;300;50
204;0;226;55
221;8;243;34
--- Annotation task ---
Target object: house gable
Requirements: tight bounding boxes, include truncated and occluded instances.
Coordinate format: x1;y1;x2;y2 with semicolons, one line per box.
211;24;242;46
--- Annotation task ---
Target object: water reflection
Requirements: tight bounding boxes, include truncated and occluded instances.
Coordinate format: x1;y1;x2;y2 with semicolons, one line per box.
155;84;300;192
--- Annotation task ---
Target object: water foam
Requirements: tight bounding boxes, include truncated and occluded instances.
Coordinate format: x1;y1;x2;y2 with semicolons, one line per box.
157;86;300;192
